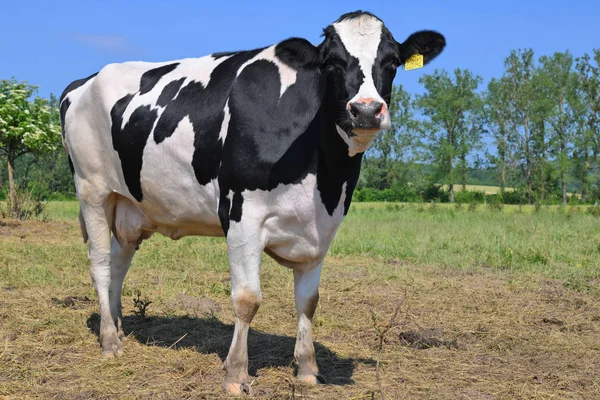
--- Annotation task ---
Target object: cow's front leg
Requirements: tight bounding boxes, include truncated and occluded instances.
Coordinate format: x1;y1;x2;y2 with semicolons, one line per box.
222;234;263;395
293;263;322;384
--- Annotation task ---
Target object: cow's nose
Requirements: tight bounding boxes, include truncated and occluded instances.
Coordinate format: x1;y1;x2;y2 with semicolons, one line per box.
348;99;386;129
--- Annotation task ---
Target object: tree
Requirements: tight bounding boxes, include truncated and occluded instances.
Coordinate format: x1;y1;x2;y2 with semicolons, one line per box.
538;51;579;205
503;49;539;204
485;77;516;193
0;79;61;213
574;51;600;202
416;68;483;202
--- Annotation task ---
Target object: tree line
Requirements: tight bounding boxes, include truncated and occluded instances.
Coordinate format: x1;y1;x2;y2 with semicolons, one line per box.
360;48;600;205
1;48;600;208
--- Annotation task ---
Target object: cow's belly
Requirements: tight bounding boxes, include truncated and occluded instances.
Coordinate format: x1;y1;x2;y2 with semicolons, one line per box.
138;116;223;237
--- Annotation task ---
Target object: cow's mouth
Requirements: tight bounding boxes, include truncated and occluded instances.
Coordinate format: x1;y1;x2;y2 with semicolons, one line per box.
352;128;380;136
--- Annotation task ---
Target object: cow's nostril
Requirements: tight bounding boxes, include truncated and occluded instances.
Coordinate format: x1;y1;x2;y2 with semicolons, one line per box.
349;103;360;118
373;102;384;116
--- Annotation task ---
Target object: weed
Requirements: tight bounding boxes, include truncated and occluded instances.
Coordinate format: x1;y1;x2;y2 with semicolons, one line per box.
468;201;478;212
132;290;152;320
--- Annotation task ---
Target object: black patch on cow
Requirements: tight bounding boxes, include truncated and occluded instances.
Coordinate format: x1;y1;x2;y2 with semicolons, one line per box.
374;28;401;106
59;98;71;138
59;72;98;104
212;51;240;59
110;94;158;202
67;155;75;175
139;63;179;95
157;78;185;107
230;191;244;222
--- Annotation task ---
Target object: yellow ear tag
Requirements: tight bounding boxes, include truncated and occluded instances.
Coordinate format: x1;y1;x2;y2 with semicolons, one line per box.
405;53;424;71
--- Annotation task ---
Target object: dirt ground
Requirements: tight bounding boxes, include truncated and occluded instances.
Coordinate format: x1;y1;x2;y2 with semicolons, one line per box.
1;219;599;399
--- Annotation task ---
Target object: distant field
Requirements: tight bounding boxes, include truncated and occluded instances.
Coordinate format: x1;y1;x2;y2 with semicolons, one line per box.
1;201;599;398
442;184;511;194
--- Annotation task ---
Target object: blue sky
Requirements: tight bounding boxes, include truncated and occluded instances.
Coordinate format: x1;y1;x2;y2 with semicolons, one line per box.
1;0;599;99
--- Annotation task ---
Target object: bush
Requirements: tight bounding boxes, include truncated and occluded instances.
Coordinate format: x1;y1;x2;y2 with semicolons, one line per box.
421;185;449;203
0;186;47;220
353;184;420;203
454;190;485;204
588;205;600;218
496;190;525;205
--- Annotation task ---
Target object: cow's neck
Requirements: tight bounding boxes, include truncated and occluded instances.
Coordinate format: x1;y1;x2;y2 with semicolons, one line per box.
314;95;364;216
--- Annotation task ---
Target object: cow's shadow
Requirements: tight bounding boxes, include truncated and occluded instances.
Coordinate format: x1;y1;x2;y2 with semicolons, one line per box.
87;313;371;385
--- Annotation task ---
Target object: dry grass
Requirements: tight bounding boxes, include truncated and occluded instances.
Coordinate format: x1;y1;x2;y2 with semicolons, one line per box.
1;214;600;399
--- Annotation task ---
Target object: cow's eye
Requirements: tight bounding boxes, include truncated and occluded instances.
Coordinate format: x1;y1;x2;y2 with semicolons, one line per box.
386;57;401;71
324;56;347;70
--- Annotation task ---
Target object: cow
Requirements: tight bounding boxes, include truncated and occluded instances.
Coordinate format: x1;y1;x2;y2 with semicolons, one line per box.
60;10;445;394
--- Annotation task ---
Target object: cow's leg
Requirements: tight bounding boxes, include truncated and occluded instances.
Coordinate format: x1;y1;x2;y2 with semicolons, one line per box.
109;236;136;339
222;234;263;395
80;198;122;358
293;263;322;384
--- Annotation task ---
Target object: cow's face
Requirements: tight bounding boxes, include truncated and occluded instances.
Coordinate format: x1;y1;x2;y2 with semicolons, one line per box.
320;11;445;153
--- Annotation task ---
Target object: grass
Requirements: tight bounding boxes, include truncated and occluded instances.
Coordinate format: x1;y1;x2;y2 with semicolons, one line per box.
1;201;600;399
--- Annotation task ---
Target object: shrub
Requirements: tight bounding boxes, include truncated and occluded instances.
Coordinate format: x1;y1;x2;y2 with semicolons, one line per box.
454;190;485;204
0;186;47;220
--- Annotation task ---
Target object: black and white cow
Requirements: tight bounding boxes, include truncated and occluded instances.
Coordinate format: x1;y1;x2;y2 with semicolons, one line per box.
60;11;445;394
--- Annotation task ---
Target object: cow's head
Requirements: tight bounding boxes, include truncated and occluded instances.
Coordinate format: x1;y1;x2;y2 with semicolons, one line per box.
319;11;445;154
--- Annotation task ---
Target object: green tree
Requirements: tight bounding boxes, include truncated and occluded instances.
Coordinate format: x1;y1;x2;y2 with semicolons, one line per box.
0;79;61;211
503;49;537;204
416;68;483;202
574;51;600;202
538;51;579;205
485;77;515;193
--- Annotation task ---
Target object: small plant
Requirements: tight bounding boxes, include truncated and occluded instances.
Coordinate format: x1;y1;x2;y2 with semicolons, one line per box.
454;202;463;211
487;199;503;212
428;200;438;213
132;290;152;320
534;202;542;213
566;206;579;219
0;186;47;221
468;201;478;212
588;205;600;218
385;203;401;212
370;298;405;400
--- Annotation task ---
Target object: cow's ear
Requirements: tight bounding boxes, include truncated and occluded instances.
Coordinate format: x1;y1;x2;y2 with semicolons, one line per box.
275;38;322;69
397;30;446;66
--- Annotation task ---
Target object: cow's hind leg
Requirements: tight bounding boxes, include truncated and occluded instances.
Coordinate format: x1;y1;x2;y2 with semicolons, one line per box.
293;264;321;384
222;232;263;395
109;236;136;339
80;196;123;358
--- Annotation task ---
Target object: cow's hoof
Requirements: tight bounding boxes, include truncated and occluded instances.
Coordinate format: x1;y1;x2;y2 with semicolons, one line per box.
297;374;318;385
222;380;254;396
100;334;123;358
117;329;126;340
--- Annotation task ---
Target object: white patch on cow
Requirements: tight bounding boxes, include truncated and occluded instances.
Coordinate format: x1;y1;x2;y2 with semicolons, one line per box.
227;174;347;272
139;116;222;237
237;46;297;98
333;15;391;129
218;100;231;142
